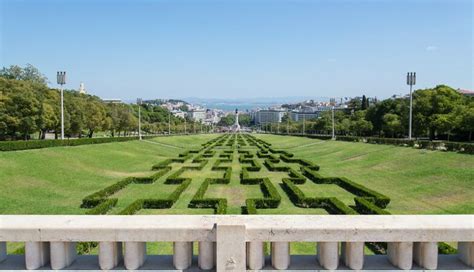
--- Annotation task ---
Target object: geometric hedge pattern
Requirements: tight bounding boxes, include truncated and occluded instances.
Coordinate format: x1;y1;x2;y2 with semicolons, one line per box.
80;133;391;215
80;133;457;255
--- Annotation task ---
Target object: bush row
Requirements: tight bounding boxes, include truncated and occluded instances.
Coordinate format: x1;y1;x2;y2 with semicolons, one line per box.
264;159;290;172
240;168;281;214
281;178;357;214
353;197;390;215
81;167;171;208
241;158;262;171
85;198;118;215
207;167;232;184
244;178;281;214
188;180;227;214
280;154;320;171
119;178;191;215
301;167;390;208
0;135;158;151
270;133;473;154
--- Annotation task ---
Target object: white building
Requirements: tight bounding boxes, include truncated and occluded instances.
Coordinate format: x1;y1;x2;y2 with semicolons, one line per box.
78;82;87;94
253;109;286;124
171;110;186;119
290;111;320;122
187;109;206;122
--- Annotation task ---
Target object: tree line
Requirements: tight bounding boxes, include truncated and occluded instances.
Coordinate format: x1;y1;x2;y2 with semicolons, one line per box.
265;85;473;141
0;65;206;140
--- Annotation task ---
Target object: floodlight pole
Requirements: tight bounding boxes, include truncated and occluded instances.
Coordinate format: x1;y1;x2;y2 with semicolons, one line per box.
287;110;289;135
332;106;335;140
407;72;416;140
302;114;305;135
137;98;142;140
184;117;187;134
56;71;66;140
168;112;171;134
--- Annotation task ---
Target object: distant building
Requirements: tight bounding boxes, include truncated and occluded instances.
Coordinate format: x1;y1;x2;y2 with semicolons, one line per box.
457;88;474;97
187;109;206;122
290;111;320;122
253;109;286;124
102;99;122;104
171;110;186;118
78;82;87;94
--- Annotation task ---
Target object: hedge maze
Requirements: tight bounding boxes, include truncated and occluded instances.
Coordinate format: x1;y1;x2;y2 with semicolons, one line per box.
79;133;458;254
81;133;392;216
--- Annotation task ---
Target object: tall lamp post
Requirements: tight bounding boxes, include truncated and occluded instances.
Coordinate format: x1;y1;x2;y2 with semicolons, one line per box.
137;98;142;140
56;71;66;140
332;106;335;140
302;114;305;135
168;112;171;135
407;72;416;140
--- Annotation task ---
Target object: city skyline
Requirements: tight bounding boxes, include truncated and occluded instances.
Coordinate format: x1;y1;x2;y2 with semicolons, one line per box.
1;0;472;100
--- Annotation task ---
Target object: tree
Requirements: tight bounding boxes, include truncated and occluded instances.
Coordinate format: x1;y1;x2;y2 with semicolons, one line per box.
0;64;48;85
382;113;402;137
84;99;106;138
361;95;367;110
459;105;474;141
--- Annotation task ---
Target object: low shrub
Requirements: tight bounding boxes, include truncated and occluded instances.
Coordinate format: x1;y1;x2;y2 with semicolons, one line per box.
301;167;390;208
189;180;227;214
0;136;156;152
353;197;390;214
281;179;357;214
85;198;117;215
264;159;290;172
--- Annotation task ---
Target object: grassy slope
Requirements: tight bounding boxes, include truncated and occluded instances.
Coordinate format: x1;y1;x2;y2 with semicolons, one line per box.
256;134;474;214
0;134;217;214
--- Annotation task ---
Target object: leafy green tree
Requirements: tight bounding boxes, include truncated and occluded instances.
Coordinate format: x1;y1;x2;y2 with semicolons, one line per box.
382;113;402;137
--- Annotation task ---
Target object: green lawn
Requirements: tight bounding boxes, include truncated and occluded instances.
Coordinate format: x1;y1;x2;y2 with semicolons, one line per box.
1;133;472;255
1;133;472;215
257;134;474;215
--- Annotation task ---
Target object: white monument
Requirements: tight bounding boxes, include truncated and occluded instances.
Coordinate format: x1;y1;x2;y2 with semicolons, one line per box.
78;82;87;94
232;108;240;132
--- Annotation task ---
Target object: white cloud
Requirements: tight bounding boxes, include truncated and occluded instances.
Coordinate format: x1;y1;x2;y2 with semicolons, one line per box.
426;45;438;52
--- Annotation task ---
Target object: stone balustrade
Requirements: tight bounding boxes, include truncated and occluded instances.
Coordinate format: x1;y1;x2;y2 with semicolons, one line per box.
0;215;473;270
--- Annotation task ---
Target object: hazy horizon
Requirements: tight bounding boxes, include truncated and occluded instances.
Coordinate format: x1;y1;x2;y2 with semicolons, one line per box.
1;0;472;100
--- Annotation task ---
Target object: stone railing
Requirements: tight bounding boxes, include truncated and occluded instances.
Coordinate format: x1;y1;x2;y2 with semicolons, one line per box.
0;215;473;270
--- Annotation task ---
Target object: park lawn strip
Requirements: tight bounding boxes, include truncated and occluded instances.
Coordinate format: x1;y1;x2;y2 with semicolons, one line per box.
0;135;215;214
256;134;474;214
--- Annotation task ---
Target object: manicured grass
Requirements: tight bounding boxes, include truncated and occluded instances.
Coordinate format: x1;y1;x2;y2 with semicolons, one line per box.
1;133;472;215
2;133;472;255
0;135;215;214
257;134;474;215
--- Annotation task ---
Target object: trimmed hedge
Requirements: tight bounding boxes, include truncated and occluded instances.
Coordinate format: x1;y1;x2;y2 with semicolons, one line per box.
301;167;390;208
188;180;227;214
207;167;232;184
81;167;171;208
264;159;290;172
281;179;357;214
85;198;118;215
240;168;281;214
0;136;159;151
353;197;390;215
280;154;320;171
269;132;474;154
119;179;191;215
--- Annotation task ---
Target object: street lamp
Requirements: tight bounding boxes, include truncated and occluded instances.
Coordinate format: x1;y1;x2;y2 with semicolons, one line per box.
302;114;305;135
56;71;66;140
137;98;142;140
332;106;335;140
407;72;416;140
168;112;171;135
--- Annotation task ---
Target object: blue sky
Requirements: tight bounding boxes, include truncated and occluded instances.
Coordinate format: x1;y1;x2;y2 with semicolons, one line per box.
1;0;472;100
